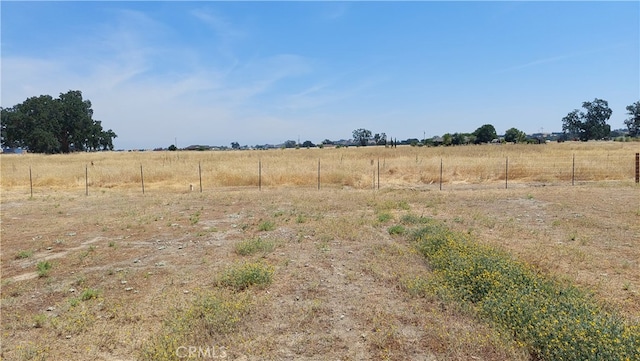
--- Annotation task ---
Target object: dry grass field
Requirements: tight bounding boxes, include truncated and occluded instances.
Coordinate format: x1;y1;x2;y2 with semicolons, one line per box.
1;142;639;360
0;141;637;192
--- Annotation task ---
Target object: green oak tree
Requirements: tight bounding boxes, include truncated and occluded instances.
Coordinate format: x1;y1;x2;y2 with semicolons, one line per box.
473;124;498;144
504;128;527;143
562;98;612;141
352;128;372;146
624;101;640;137
1;90;117;153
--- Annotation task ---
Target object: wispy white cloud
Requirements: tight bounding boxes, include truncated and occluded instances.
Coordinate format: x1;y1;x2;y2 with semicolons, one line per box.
0;6;322;148
281;76;384;111
191;8;245;41
495;43;630;74
495;54;570;74
320;3;350;20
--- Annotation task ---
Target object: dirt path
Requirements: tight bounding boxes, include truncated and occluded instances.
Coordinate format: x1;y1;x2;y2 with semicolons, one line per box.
7;236;106;282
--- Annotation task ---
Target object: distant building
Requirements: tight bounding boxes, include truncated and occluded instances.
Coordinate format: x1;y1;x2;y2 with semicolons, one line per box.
2;147;25;154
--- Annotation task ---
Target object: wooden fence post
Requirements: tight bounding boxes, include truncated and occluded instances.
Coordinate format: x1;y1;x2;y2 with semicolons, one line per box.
439;159;443;191
199;161;203;192
259;160;262;191
85;165;89;196
377;158;380;190
636;153;640;184
572;154;575;186
505;157;508;189
140;165;145;194
29;166;33;198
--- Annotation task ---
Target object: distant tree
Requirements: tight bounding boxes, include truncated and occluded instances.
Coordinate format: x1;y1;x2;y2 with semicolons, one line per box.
373;133;388;146
284;140;297;148
561;110;582;140
407;138;420;146
624;101;640;137
231;142;240;149
168;144;178;151
442;133;453;146
352;128;372;146
452;132;474;145
0;90;116;153
562;98;612;141
376;132;387;145
473;124;497;144
301;140;315;148
322;139;334;145
504;128;527;143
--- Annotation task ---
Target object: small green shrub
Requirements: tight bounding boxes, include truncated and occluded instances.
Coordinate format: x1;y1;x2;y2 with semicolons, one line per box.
219;262;273;291
234;238;274;256
16;250;33;259
33;313;47;328
189;210;201;225
36;261;52;277
80;288;99;301
258;220;275;231
387;225;405;235
400;214;432;225
377;212;393;223
397;200;410;210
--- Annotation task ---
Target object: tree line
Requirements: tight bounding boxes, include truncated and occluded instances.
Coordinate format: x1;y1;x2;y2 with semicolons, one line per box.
350;98;640;148
1;90;117;153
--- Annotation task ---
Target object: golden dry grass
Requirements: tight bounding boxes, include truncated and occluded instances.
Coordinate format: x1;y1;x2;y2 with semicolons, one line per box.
1;142;638;360
1;142;637;195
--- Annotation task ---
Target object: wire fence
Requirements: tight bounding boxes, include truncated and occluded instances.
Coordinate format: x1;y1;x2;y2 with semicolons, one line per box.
2;148;638;197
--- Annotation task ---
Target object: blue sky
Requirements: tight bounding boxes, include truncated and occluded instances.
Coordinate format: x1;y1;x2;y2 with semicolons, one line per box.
1;1;638;149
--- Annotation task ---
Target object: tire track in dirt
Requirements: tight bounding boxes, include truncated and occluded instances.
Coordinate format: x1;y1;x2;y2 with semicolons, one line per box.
8;236;106;282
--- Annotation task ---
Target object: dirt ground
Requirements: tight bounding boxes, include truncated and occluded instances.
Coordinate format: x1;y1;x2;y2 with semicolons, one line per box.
1;182;638;360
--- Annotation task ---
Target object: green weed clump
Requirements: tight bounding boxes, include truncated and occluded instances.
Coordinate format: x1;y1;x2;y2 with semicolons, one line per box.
234;238;275;256
140;290;250;361
16;250;33;259
219;262;274;291
387;225;405;235
400;214;432;225
258;220;276;231
36;261;52;277
411;222;640;361
80;288;99;301
376;212;393;223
